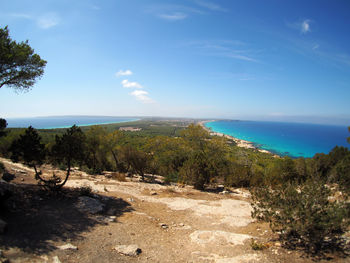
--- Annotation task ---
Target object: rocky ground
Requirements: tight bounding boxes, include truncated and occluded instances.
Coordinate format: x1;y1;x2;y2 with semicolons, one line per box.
0;157;349;263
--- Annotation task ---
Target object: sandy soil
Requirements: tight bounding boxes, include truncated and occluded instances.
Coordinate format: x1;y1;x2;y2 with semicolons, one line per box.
0;158;348;263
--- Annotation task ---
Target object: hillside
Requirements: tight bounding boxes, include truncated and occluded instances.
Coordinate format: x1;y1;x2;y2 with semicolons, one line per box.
0;158;348;263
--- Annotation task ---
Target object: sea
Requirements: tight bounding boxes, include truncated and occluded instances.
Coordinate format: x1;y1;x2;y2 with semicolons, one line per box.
5;116;138;129
205;120;349;158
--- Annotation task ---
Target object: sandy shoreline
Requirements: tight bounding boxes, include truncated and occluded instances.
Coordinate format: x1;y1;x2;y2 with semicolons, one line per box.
198;120;273;155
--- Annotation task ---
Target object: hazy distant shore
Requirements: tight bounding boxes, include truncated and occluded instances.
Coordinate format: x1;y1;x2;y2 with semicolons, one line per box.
199;120;274;155
5;116;139;129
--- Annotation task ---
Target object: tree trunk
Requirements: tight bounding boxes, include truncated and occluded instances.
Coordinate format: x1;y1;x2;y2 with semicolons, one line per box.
57;159;71;189
111;150;119;169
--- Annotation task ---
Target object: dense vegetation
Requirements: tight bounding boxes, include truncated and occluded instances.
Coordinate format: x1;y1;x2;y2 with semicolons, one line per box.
0;120;349;253
1;120;349;191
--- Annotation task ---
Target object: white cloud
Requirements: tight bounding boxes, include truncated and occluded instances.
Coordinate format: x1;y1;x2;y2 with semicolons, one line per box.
158;12;187;21
116;70;133;77
194;0;227;12
9;13;32;19
312;44;319;50
301;19;311;34
225;53;258;62
37;13;60;29
287;19;312;34
184;40;258;63
6;12;59;29
121;79;143;89
130;90;154;103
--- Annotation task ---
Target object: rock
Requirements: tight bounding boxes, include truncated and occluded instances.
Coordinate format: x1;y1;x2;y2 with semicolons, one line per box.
2;173;14;182
159;223;168;229
114;245;142;256
150;191;157;196
108;216;117;222
57;243;78;250
190;230;251;246
217;184;225;191
0;219;7;234
53;256;62;263
274;242;282;247
127;197;134;202
75;196;105;214
219;190;229;195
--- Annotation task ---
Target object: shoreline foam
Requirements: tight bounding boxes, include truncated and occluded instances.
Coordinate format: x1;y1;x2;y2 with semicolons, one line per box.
198;120;275;156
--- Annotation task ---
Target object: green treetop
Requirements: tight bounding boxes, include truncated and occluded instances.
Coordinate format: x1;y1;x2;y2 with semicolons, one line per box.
0;26;46;91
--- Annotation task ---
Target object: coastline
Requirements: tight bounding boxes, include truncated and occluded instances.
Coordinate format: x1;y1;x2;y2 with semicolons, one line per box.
198;120;274;156
6;116;139;129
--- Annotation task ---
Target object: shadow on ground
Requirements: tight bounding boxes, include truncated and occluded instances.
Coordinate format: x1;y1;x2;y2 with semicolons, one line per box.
0;182;133;254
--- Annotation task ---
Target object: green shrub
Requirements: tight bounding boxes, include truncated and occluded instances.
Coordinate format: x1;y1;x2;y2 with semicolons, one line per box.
164;172;179;184
250;239;269;250
250;177;350;253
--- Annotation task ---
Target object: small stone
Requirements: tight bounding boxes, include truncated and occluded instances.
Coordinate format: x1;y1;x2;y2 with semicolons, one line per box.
150;191;157;196
57;243;78;250
275;242;281;247
114;245;142;256
21;178;24;181
159;223;168;229
0;219;7;234
127;197;134;202
179;223;185;227
108;216;116;222
53;256;62;263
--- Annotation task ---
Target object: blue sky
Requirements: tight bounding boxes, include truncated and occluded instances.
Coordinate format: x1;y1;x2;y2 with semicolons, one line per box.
1;0;350;125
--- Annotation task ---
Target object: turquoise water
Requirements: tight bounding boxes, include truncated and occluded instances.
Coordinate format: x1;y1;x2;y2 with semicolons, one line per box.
205;120;349;158
6;116;138;129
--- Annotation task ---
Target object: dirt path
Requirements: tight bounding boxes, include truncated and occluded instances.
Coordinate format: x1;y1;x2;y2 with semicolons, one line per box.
0;158;347;263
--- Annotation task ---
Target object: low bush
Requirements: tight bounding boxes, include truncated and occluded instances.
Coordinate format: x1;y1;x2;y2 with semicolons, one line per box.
111;172;126;182
250;239;269;250
250;177;350;253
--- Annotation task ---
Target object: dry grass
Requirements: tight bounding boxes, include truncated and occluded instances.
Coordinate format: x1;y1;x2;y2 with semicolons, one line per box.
111;172;127;182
